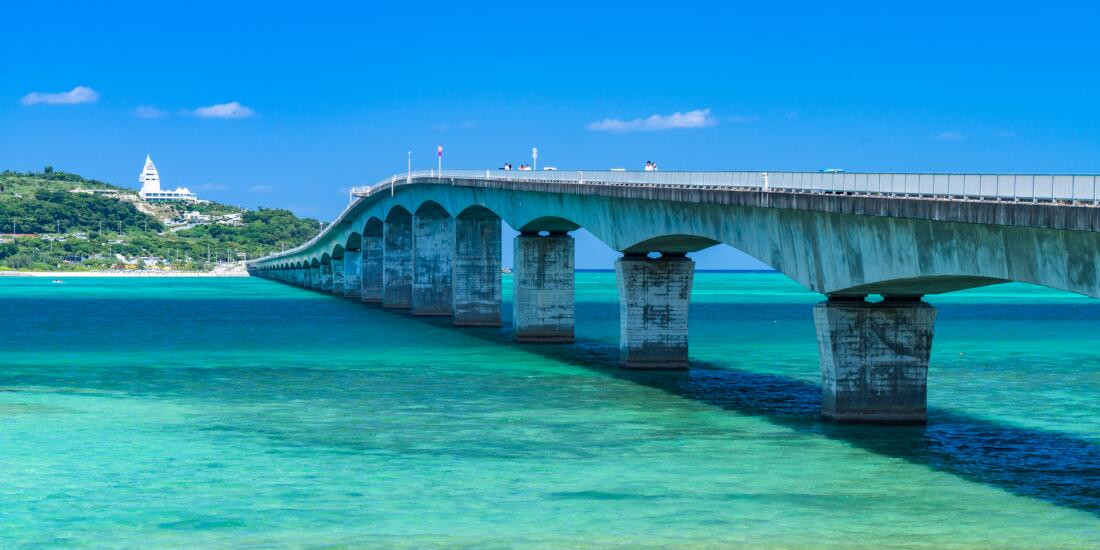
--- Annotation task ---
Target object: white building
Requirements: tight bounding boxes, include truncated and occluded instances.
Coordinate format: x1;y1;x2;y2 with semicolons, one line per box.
138;155;198;202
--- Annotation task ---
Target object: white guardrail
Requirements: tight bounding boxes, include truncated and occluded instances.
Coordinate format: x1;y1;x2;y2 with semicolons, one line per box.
349;169;1100;204
267;169;1100;263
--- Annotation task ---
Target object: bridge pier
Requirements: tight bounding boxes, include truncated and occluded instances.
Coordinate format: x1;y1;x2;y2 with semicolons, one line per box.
513;232;574;342
411;205;454;316
453;210;502;326
343;251;361;297
383;211;413;308
331;259;345;294
813;295;936;424
310;266;321;289
361;232;383;302
616;253;695;369
320;263;334;292
295;268;306;286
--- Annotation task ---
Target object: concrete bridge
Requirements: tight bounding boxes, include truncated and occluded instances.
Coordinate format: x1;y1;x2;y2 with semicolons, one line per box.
249;169;1100;424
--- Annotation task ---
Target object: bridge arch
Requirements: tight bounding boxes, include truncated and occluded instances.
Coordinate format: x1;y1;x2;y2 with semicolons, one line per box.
330;244;345;260
456;205;500;220
386;205;411;223
518;215;580;233
415;200;450;218
622;234;722;255
345;232;362;251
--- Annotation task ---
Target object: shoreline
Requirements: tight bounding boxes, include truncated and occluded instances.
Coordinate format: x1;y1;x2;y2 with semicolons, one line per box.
0;270;250;278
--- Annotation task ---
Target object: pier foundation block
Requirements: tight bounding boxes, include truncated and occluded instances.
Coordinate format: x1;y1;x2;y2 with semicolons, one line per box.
331;259;345;294
813;296;936;424
361;234;383;303
411;206;454;316
343;251;361;297
453;210;502;326
320;263;334;292
383;212;413;308
616;254;695;369
513;232;574;342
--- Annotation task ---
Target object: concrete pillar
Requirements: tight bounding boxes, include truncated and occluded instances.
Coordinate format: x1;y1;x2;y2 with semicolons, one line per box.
310;266;321;289
343;250;361;297
615;254;695;369
320;263;334;292
362;234;384;303
412;208;454;316
453;212;502;326
513;232;574;342
295;268;306;286
383;214;413;308
331;259;345;294
813;296;936;424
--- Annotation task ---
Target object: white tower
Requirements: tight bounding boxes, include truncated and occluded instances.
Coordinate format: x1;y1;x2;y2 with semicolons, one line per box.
139;155;161;196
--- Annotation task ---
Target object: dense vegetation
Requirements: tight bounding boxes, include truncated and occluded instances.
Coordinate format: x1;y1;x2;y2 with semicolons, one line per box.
0;169;319;271
0;190;164;234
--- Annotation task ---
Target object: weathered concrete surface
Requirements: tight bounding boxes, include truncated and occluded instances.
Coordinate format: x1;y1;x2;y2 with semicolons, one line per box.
320;263;334;292
343;251;361;297
411;204;454;316
453;209;502;326
616;255;695;369
383;211;413;308
254;180;1100;300
361;234;383;303
311;266;321;289
331;259;345;295
513;233;574;342
813;297;936;424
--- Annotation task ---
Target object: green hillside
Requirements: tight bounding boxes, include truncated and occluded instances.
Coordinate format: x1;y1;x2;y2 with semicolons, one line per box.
0;169;320;271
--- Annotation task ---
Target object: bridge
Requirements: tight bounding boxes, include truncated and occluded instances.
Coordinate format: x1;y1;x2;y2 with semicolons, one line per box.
248;169;1100;424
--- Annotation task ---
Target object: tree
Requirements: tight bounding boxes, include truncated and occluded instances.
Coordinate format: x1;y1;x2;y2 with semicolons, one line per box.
43;166;54;179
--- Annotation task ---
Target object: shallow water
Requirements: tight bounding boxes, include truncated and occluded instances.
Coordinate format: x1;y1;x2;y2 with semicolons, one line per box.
0;273;1097;549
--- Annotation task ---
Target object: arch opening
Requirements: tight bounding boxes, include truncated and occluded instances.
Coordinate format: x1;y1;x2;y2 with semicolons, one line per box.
345;232;362;251
386;206;411;223
415;200;450;217
519;216;581;233
364;216;383;237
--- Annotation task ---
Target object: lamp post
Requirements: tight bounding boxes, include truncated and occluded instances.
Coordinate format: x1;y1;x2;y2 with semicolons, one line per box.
532;147;538;171
438;145;443;175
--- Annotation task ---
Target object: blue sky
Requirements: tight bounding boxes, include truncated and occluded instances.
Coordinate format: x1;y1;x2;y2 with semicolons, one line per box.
3;1;1099;268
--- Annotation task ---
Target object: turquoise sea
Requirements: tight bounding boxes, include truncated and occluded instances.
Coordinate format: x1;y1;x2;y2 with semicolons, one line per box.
1;273;1098;549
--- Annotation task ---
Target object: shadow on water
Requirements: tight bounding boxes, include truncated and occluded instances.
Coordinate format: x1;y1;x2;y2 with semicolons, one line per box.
357;299;1100;517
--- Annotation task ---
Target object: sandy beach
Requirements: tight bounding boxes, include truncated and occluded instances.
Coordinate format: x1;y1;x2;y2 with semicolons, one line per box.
0;268;250;278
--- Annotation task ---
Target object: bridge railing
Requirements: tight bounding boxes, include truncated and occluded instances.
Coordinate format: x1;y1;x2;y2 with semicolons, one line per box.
266;169;1100;265
350;169;1100;204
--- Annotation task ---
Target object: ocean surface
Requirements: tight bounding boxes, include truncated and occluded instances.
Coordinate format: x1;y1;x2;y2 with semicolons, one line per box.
1;273;1098;549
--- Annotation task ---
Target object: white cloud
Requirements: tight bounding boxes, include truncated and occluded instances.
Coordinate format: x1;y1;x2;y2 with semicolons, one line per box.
196;182;229;191
190;101;256;119
21;86;100;106
248;184;273;193
134;105;167;118
587;108;717;132
936;131;965;141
